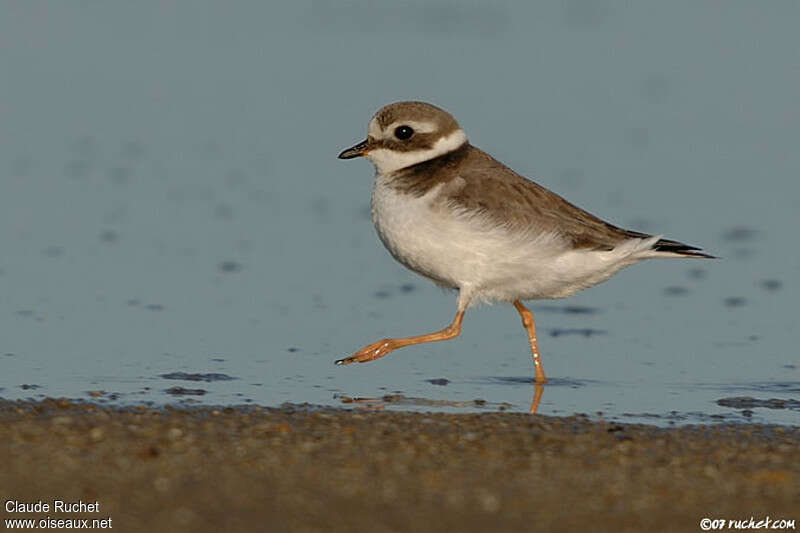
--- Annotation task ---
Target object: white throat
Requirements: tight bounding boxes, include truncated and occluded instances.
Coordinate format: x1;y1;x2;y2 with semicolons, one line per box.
366;129;467;174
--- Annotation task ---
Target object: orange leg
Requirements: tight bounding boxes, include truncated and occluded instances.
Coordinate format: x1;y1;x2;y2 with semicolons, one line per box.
513;300;547;384
336;310;465;366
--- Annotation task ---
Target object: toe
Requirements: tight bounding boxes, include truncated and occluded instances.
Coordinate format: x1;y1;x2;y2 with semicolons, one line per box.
336;339;394;366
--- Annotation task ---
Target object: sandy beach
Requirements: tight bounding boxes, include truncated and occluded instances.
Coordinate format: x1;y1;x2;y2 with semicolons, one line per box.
2;399;798;532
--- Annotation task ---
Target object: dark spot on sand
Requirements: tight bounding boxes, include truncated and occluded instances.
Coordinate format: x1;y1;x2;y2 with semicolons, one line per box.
399;283;416;293
537;305;599;315
563;305;598;315
160;372;236;382
687;267;706;280
312;294;326;310
549;328;607;338
99;230;119;244
141;445;160;458
287;347;299;353
717;397;800;410
219;261;242;274
760;279;782;292
723;297;747;308
165;386;206;396
664;286;689;296
722;227;757;242
426;378;450;386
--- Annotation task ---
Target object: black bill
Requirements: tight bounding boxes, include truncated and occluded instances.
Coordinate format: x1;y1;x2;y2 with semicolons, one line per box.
338;139;370;159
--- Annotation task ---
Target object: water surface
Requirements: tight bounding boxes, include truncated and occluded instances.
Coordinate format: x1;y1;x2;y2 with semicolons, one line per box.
1;2;798;427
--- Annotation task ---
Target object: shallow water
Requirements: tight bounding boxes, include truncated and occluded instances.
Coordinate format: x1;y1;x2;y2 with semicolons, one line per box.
1;2;798;427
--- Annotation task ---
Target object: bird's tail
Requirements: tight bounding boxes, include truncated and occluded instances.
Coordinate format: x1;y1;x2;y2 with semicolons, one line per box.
651;237;716;258
620;228;716;258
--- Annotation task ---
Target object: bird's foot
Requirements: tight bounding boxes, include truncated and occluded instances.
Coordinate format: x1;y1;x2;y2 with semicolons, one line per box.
335;339;396;366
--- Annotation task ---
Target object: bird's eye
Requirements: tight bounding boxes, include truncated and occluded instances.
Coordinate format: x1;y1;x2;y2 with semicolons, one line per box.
394;125;414;140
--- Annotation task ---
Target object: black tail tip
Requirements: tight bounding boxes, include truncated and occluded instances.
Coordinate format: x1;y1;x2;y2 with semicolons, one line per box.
654;238;716;258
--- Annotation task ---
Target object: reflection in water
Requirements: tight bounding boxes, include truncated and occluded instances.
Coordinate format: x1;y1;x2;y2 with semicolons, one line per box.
485;376;591;388
335;382;547;414
333;378;800;422
530;383;544;414
336;394;513;411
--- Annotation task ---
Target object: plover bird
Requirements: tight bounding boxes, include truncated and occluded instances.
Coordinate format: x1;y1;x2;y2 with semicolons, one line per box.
336;101;712;383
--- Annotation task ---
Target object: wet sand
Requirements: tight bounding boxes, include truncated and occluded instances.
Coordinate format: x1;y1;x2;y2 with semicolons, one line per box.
2;399;798;532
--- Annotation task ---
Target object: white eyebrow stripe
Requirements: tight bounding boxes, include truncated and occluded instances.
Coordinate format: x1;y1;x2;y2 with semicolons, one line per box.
368;118;440;140
386;120;438;134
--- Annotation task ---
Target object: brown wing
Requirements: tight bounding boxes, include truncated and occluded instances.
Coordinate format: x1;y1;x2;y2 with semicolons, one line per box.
443;146;636;250
388;144;713;256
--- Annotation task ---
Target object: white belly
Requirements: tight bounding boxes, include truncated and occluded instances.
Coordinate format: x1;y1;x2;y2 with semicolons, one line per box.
371;175;659;307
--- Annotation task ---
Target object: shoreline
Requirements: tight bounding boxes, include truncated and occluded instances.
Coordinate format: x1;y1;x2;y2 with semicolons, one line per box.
2;398;798;532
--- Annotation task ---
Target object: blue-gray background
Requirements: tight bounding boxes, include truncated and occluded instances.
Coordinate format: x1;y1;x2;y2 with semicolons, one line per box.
1;1;798;425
